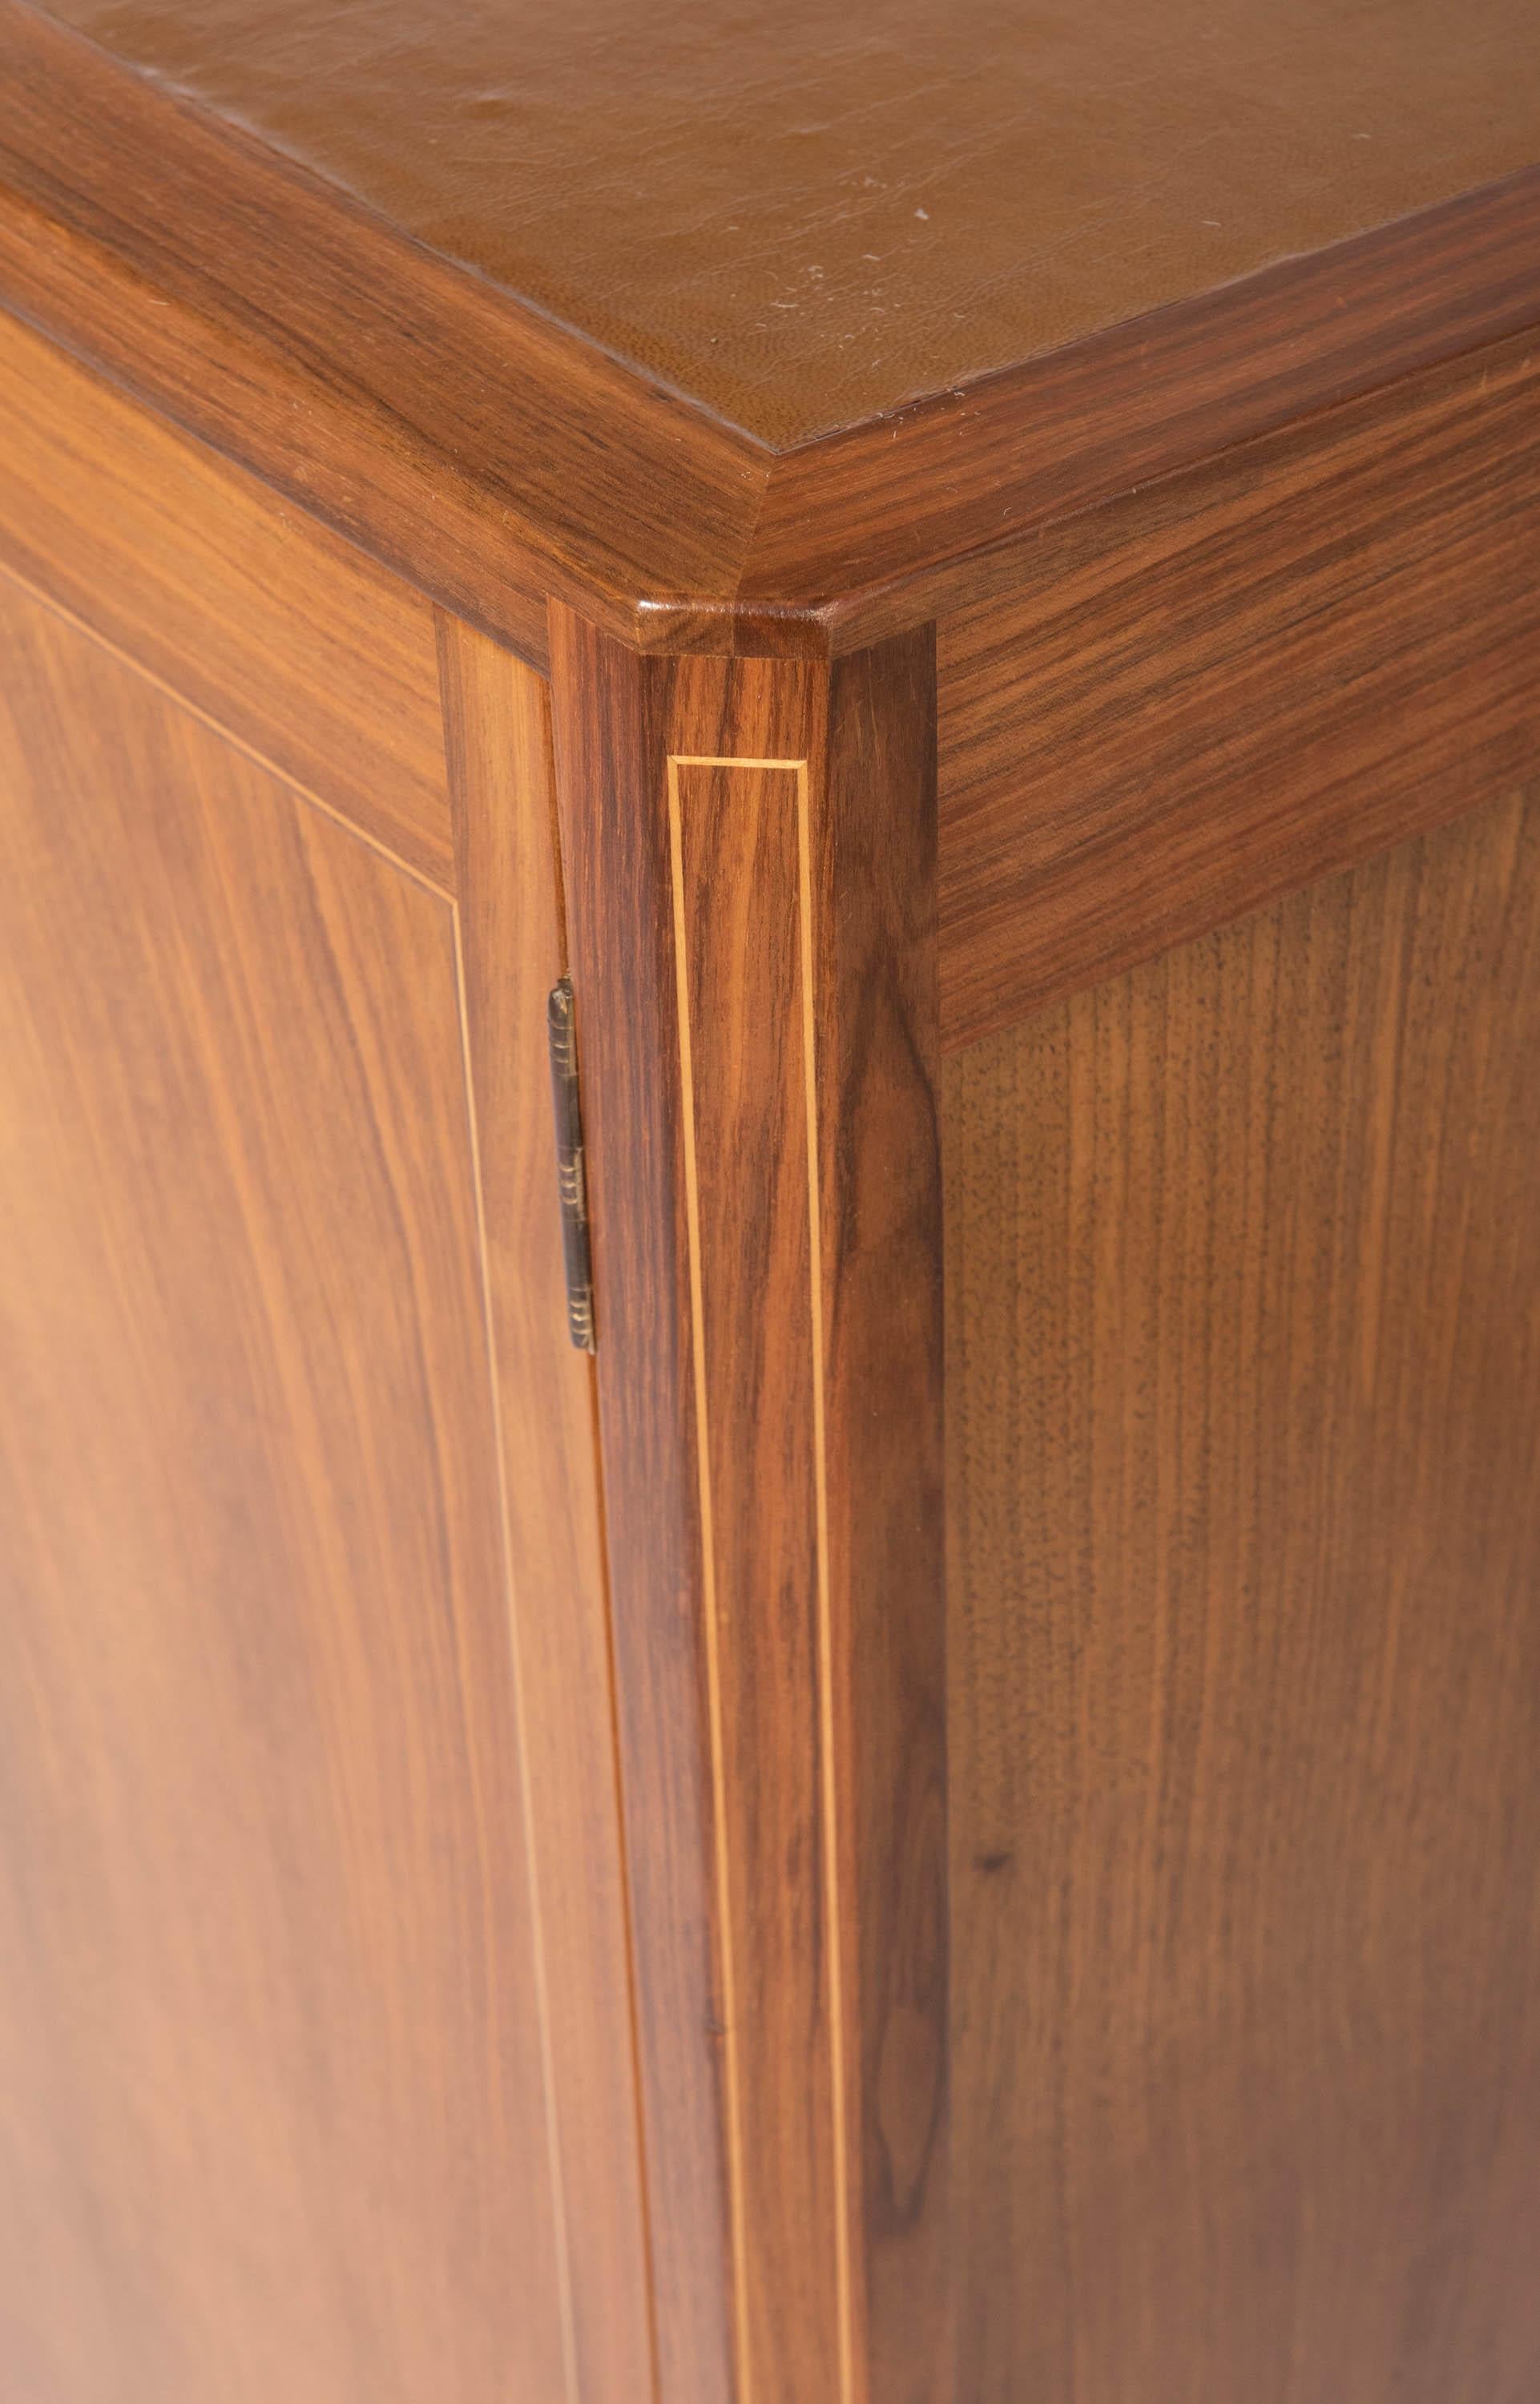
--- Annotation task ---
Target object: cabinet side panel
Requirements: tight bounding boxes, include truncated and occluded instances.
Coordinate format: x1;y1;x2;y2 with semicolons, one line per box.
439;614;657;2404
945;781;1540;2404
0;582;568;2403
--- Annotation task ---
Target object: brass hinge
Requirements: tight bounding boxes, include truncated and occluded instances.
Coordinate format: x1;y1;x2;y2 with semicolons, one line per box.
546;978;596;1353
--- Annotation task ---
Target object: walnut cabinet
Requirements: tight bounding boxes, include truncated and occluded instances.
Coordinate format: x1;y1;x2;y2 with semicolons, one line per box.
2;3;1540;2398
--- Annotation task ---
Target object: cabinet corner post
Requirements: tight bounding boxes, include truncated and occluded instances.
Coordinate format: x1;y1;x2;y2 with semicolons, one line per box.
548;603;949;2404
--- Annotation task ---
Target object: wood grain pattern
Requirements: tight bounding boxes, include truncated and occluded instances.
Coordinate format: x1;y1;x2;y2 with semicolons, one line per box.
438;613;657;2404
669;712;848;2404
813;632;948;2404
0;577;569;2403
547;603;737;2404
550;608;946;2404
0;0;765;668
945;779;1540;2404
741;167;1540;646
38;0;1540;448
5;0;1540;663
0;305;451;887
7;0;1540;2382
937;327;1540;1048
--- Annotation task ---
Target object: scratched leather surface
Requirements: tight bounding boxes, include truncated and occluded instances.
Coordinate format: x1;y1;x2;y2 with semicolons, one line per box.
39;0;1540;446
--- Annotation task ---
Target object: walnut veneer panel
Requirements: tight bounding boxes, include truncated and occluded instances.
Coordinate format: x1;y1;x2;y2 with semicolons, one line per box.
944;781;1540;2404
0;579;566;2404
0;305;452;886
35;0;1540;443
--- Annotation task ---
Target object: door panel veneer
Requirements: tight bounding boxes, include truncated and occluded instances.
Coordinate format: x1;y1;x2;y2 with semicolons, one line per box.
439;612;657;2404
0;307;453;889
0;579;566;2404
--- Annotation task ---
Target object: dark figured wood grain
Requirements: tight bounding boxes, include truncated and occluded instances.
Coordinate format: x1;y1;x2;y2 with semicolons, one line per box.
945;779;1540;2404
0;304;451;886
549;607;946;2404
438;613;657;2404
814;632;948;2404
937;327;1540;1048
0;575;569;2404
668;680;846;2404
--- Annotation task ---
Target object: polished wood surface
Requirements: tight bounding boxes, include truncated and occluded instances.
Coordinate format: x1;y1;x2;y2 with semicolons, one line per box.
32;0;1540;444
0;0;760;671
937;326;1540;1047
3;0;1540;2391
438;615;655;2404
0;575;568;2402
945;780;1540;2404
4;0;1539;663
549;612;947;2404
740;166;1540;648
0;305;450;885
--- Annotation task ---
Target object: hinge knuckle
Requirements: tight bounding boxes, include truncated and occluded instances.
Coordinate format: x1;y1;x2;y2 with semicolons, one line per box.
546;977;596;1353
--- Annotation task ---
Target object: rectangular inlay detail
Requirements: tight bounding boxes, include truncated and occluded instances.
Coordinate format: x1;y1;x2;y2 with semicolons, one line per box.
667;750;853;2404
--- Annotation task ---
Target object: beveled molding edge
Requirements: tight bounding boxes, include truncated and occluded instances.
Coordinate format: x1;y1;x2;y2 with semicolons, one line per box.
605;163;1540;660
2;0;1539;664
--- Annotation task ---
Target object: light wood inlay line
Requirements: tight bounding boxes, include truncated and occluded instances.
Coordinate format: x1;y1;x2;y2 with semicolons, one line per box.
667;752;752;2404
666;749;854;2404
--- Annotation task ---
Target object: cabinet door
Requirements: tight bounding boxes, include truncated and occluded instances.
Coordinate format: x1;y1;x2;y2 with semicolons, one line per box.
0;572;576;2404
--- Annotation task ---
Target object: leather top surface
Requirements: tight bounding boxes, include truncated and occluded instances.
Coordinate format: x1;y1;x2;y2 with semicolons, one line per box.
39;0;1540;446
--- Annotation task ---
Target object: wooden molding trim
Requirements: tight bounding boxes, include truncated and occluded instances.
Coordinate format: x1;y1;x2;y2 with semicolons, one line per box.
0;0;766;672
937;323;1540;1050
741;160;1540;652
3;0;1539;661
9;143;1537;1072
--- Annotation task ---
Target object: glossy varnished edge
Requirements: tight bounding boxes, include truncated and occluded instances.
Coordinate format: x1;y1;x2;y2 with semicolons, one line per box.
2;0;1538;659
665;754;753;2402
667;751;856;2404
740;161;1540;645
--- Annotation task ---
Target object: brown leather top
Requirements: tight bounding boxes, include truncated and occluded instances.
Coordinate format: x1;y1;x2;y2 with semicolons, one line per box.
39;0;1540;446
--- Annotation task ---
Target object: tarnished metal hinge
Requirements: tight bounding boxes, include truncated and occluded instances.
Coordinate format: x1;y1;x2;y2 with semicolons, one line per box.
546;978;596;1353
